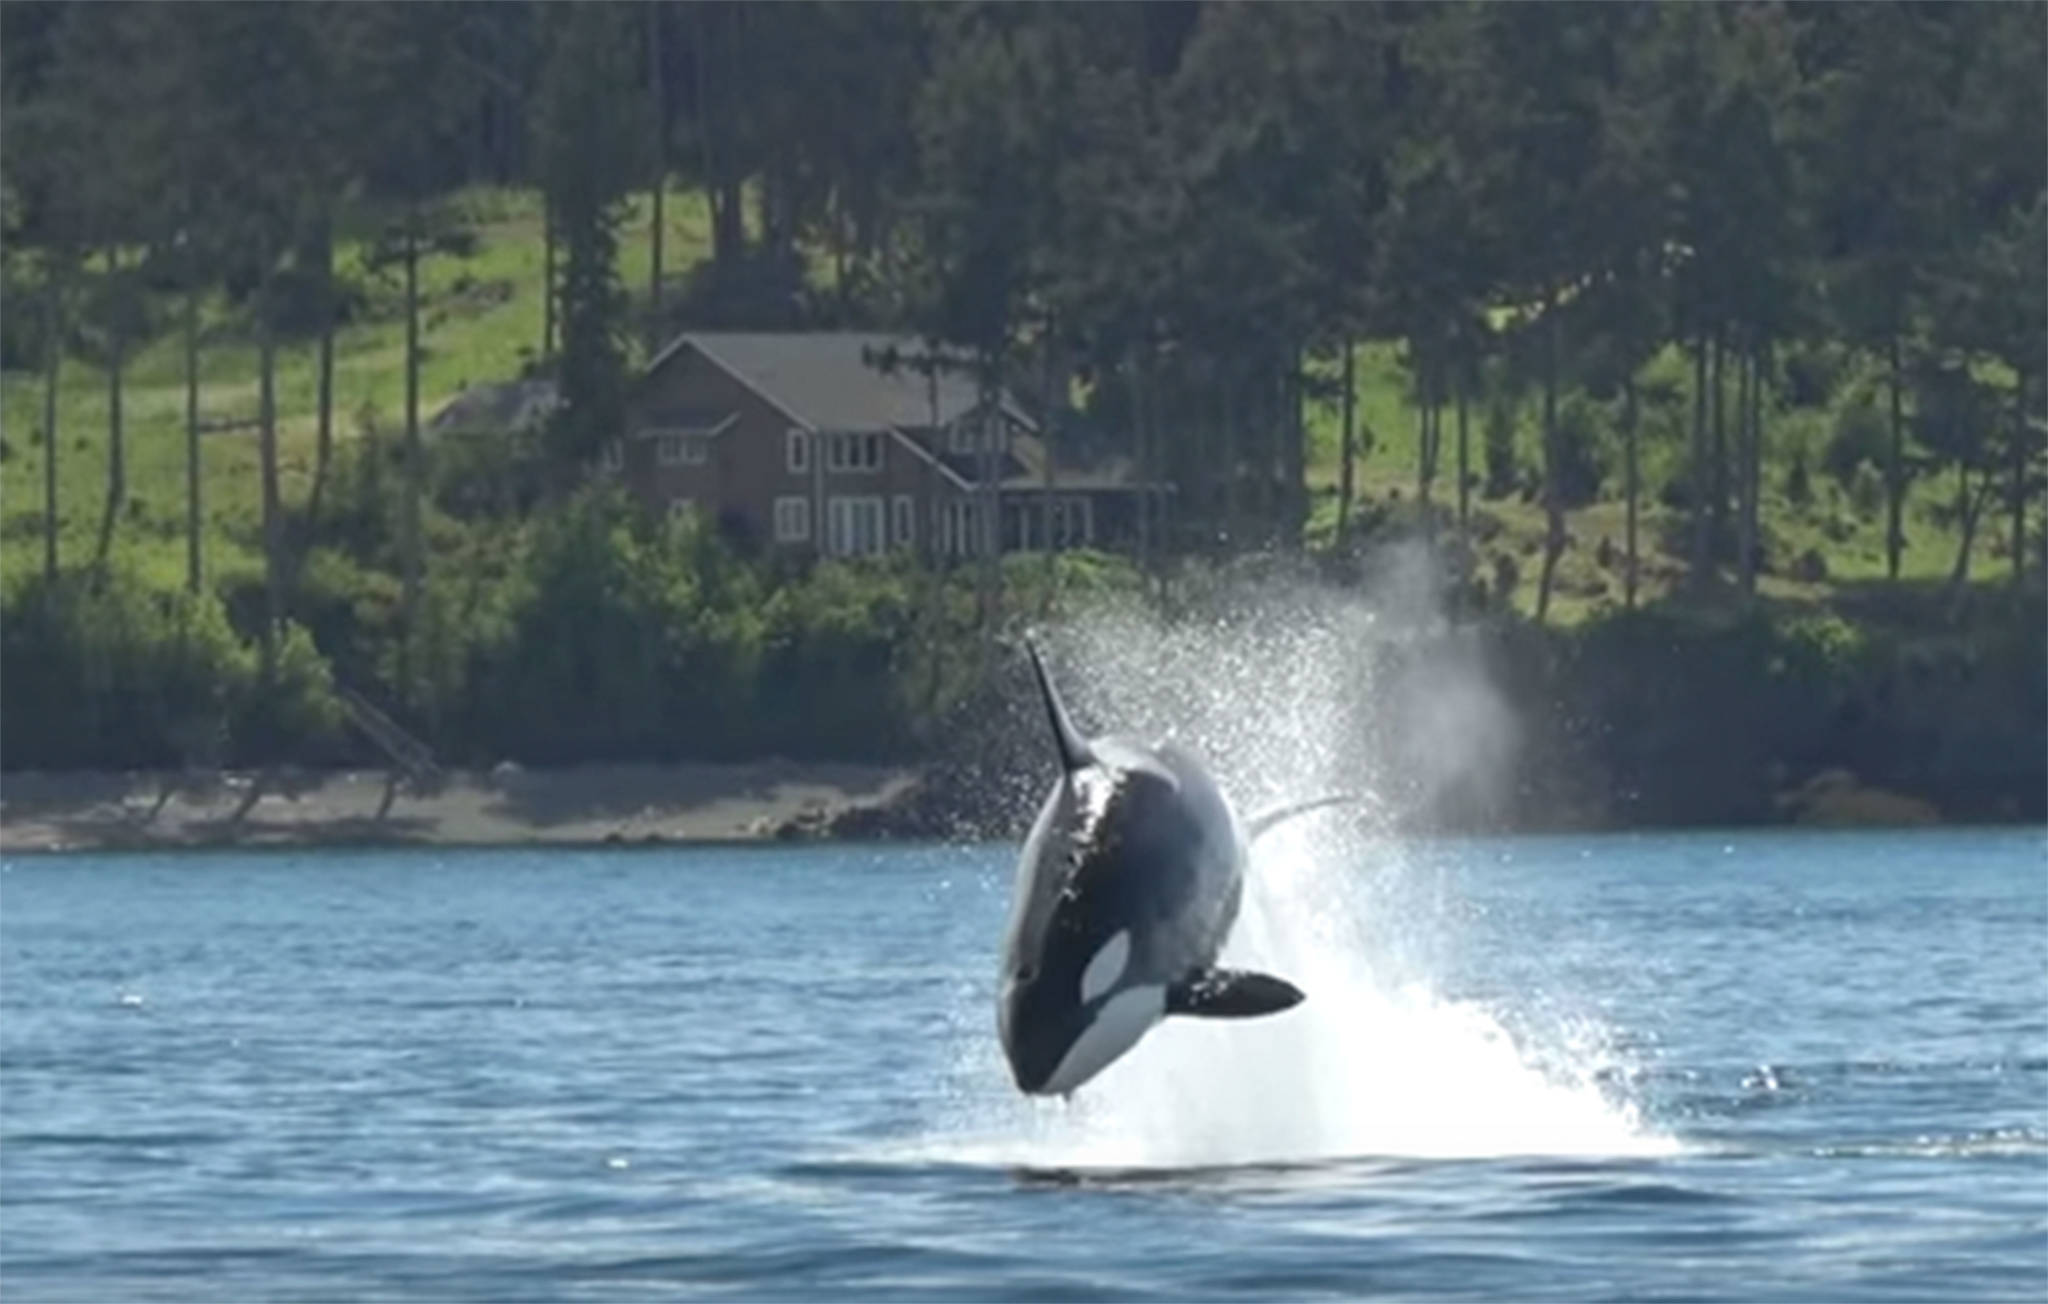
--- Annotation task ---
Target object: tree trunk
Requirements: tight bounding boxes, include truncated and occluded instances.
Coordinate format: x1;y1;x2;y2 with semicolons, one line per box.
647;0;666;350
1886;328;1904;580
1041;326;1058;579
308;211;335;528
1946;460;1991;592
649;183;665;349
259;270;282;679
185;237;203;594
832;204;852;316
1623;372;1639;610
758;166;795;264
1415;354;1432;512
1747;340;1765;596
1337;336;1356;549
93;248;126;576
1709;329;1726;564
694;2;744;270
1135;345;1156;568
542;200;556;363
402;219;423;705
41;266;62;583
1456;361;1471;539
1220;371;1241;546
1736;339;1755;599
1284;351;1307;547
2009;371;2028;587
976;360;1001;641
1536;300;1564;624
1689;329;1711;589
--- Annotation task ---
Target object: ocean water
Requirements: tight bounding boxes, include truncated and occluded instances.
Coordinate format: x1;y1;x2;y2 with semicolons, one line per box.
2;829;2043;1302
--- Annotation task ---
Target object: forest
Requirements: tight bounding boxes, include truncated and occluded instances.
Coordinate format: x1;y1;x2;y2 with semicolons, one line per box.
0;1;2042;828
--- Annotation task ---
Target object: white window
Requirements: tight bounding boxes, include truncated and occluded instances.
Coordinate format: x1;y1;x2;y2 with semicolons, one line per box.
892;495;916;549
934;498;984;557
657;433;708;466
786;428;811;474
825;430;883;473
774;495;811;543
598;441;623;474
826;496;885;557
667;497;696;522
1048;495;1093;548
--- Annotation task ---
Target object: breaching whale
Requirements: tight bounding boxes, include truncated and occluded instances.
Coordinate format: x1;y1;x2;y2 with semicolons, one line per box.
996;639;1350;1097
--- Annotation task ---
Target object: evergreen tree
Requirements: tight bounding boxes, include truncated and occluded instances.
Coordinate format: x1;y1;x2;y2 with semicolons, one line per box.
536;3;647;469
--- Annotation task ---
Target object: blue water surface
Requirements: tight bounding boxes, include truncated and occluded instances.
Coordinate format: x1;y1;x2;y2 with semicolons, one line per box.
2;829;2043;1301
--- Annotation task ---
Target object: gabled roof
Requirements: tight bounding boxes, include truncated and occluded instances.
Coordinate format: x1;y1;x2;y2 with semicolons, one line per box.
429;379;559;435
650;331;1037;434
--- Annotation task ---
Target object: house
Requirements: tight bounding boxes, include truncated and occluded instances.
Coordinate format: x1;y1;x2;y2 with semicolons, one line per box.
427;379;560;439
607;331;1170;559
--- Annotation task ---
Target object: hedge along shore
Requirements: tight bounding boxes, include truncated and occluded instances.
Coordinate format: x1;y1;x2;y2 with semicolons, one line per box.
0;763;920;854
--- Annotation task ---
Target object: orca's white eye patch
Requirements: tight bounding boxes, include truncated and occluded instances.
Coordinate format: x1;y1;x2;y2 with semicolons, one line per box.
1079;930;1130;1004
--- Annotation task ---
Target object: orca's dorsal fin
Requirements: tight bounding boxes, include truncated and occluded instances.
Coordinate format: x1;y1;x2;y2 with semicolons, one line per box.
1244;793;1361;842
1165;967;1305;1018
1025;637;1094;774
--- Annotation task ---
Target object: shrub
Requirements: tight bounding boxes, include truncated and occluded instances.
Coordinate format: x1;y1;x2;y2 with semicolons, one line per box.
2;569;258;769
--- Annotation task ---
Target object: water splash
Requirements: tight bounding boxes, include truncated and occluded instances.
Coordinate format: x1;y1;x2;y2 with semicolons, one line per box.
916;564;1679;1170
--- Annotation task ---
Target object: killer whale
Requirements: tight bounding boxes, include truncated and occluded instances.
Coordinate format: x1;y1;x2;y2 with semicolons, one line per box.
996;639;1351;1097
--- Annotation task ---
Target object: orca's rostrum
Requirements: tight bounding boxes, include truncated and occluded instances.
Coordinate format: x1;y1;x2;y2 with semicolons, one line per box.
996;638;1352;1097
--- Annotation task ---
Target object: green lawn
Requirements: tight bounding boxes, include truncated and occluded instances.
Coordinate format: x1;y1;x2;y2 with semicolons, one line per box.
0;187;717;590
1298;339;2031;623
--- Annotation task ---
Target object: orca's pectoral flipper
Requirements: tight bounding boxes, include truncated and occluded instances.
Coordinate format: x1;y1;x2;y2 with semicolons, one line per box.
1245;793;1360;843
1165;968;1305;1018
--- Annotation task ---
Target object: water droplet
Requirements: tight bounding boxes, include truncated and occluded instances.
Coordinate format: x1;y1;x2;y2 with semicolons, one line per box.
116;991;145;1008
605;1155;630;1170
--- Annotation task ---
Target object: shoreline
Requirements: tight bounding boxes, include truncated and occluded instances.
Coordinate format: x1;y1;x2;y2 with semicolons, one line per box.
0;763;922;855
3;764;2031;857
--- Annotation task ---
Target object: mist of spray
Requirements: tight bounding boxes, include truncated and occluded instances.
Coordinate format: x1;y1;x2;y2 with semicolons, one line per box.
918;549;1676;1170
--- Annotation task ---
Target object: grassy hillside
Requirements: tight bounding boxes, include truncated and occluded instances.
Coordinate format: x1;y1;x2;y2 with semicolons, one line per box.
0;187;716;591
3;185;2030;625
1299;341;2033;624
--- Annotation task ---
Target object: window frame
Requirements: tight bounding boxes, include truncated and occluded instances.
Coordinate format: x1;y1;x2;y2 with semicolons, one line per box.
826;430;883;474
656;432;709;467
773;495;812;544
826;495;886;557
891;494;916;549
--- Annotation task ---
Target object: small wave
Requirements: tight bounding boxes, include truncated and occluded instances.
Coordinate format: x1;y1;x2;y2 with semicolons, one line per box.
1807;1128;2048;1160
5;1130;226;1149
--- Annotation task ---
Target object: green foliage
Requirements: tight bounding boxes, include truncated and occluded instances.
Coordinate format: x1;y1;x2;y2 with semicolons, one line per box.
0;566;336;768
0;0;2041;812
